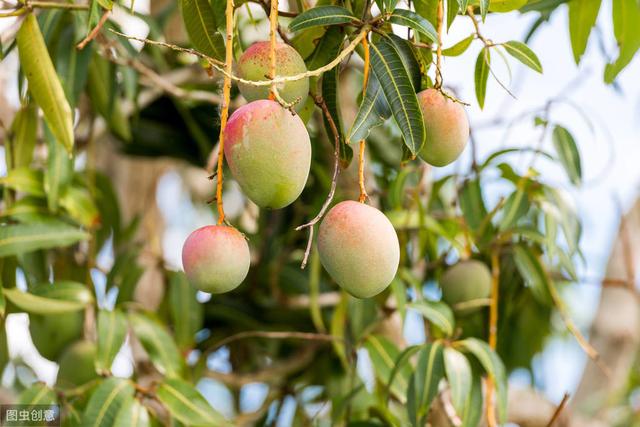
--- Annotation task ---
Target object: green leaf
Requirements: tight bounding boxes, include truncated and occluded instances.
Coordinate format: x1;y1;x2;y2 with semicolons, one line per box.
31;280;93;303
347;76;389;145
113;397;150;427
502;41;543;73
442;35;474;56
60;186;101;228
390;9;438;42
459;179;489;232
17;14;74;153
0;221;89;257
385;345;421;400
9;102;38;168
156;378;231;426
604;0;640;83
129;312;183;378
0;168;45;197
364;335;411;402
513;244;552;304
179;0;225;60
568;0;601;63
330;293;349;368
443;347;472;419
96;309;128;374
44;123;73;212
414;342;445;417
446;0;459;31
552;125;582;185
457;338;508;423
474;47;490;108
369;37;425;155
321;29;352;167
83;378;135;427
18;383;57;405
289;6;358;32
4;287;88;314
55;24;92;107
480;0;490;20
499;188;529;231
408;300;455;336
168;272;203;350
461;375;483;427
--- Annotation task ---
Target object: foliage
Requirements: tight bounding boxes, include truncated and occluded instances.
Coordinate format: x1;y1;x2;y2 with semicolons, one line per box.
0;0;638;425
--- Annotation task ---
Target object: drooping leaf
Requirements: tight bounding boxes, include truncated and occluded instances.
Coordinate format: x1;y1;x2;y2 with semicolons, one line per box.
459;178;489;232
457;338;508;423
502;41;543;73
44;123;73;212
55;23;92;107
128;312;183;378
408;300;455;336
446;0;459;31
168;272;203;350
17;14;74;152
414;342;445;417
389;9;438;43
499;188;529;231
513;244;552;304
113;397;151;427
0;221;89;257
604;0;640;83
365;335;412;402
479;0;490;20
289;6;358;32
386;34;422;90
552;125;582;185
96;309;128;374
461;375;483;427
83;378;135;427
31;280;93;303
369;37;425;155
474;47;490;108
568;0;601;63
9;102;38;169
442;35;474;56
0;168;45;197
321;28;352;167
60;185;101;228
18;382;57;405
385;345;421;400
4;287;88;315
156;378;232;426
179;0;225;60
443;347;472;419
347;75;391;144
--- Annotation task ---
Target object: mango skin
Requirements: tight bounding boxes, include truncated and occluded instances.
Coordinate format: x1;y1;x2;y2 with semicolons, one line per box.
417;88;469;167
182;225;250;293
30;313;83;361
440;260;491;314
237;42;309;111
224;99;311;209
56;341;99;389
318;201;400;298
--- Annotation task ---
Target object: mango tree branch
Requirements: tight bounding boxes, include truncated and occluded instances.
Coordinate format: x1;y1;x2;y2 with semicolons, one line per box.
109;25;370;87
214;0;235;224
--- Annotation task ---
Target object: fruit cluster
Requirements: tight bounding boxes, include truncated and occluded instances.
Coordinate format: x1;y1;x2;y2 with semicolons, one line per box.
182;41;475;300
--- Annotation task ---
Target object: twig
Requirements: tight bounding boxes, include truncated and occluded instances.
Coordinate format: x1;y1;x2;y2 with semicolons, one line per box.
545;393;570;427
214;0;235;224
485;250;500;427
295;95;342;269
358;34;370;203
434;0;444;88
109;25;370;87
268;0;278;100
209;331;341;352
77;10;110;50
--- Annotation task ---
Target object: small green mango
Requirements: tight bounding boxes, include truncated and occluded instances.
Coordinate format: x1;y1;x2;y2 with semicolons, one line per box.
441;260;491;314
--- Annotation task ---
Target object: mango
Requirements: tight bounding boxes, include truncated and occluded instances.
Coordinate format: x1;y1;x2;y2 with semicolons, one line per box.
440;260;491;314
417;88;469;167
318;201;400;298
30;313;83;361
182;225;250;293
56;341;99;389
237;41;309;110
224;99;311;209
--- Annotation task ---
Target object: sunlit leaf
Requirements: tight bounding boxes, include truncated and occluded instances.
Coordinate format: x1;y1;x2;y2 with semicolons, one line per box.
502;41;543;73
156;378;232;426
83;377;135;427
129;312;183;378
4;288;87;315
96;309;128;374
0;168;45;197
408;300;455;336
289;6;358;32
180;0;225;60
390;9;438;42
513;244;552;304
552;125;582;185
113;398;150;427
0;221;89;257
364;335;411;402
443;347;472;419
568;0;601;63
442;35;474;56
474;47;490;108
604;0;640;83
17;14;74;152
414;342;444;417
